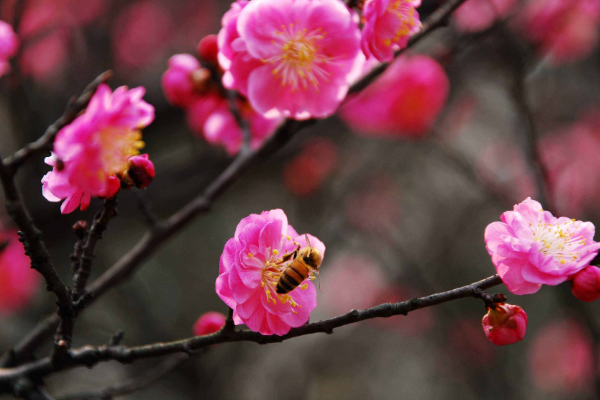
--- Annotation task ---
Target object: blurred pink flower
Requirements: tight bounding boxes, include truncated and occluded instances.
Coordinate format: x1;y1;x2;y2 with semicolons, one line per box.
112;1;173;72
0;20;18;77
15;0;108;82
320;254;386;315
361;0;421;62
453;0;518;32
219;0;364;120
345;174;401;232
340;55;449;138
216;209;325;336
283;138;338;196
570;265;600;302
186;95;281;156
193;311;226;336
518;0;600;64
541;116;600;217
42;84;154;213
529;319;594;393
162;54;203;108
484;197;600;294
0;230;40;314
482;303;527;345
476;143;536;203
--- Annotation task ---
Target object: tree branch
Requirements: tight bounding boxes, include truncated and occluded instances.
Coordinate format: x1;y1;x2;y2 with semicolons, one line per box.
0;275;502;384
3;71;113;172
0;0;469;368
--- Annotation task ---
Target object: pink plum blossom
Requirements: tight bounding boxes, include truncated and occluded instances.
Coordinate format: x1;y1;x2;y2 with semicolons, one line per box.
540;114;600;217
0;20;18;77
218;0;364;120
482;303;527;346
42;84;155;213
186;95;281;156
570;265;600;302
193;311;226;336
453;0;518;33
340;55;449;138
361;0;421;62
162;54;204;108
0;229;40;314
529;319;594;393
484;197;600;295
518;0;600;64
216;209;325;336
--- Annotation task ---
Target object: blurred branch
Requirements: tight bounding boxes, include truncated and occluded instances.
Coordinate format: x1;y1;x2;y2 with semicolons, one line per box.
3;71;113;172
57;354;187;400
0;275;502;383
0;0;470;370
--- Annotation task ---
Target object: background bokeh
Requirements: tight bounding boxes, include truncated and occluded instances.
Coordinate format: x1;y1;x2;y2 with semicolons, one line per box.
1;0;600;399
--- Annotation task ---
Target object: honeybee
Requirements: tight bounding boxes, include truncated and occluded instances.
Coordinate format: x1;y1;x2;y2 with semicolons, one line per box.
276;235;322;294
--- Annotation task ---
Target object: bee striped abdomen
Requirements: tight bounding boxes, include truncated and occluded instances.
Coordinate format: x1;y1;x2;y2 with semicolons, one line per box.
276;261;309;294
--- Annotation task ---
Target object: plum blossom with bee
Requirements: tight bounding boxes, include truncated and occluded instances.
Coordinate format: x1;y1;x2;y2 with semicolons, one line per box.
216;209;325;336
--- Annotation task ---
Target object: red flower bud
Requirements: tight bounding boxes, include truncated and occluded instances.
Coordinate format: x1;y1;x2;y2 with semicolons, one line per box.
193;311;226;336
197;34;219;65
482;303;527;346
570;266;600;302
126;154;155;189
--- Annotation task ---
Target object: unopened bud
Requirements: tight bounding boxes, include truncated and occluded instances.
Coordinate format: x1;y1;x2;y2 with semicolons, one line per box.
193;311;226;336
123;154;155;189
72;221;89;239
482;303;527;346
570;266;600;302
197;34;219;65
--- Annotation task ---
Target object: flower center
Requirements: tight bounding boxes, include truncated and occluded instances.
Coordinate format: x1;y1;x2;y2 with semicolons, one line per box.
264;23;337;91
382;0;420;47
99;128;145;177
531;219;586;264
254;235;312;313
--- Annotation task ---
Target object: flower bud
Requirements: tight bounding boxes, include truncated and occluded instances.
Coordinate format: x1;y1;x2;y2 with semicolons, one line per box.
124;154;155;189
193;311;226;336
482;303;527;346
570;266;600;302
197;34;219;65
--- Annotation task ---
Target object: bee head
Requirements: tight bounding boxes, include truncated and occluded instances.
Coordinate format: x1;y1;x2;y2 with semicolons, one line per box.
299;247;322;270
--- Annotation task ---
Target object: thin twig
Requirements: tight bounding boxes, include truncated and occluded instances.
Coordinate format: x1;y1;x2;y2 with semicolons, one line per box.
0;0;469;368
72;197;118;301
57;354;187;400
0;275;502;384
3;71;113;172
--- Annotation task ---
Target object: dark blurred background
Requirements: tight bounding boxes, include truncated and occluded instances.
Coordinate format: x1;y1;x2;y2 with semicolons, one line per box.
1;0;600;398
